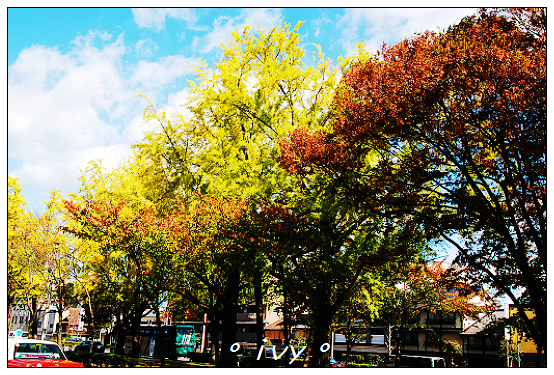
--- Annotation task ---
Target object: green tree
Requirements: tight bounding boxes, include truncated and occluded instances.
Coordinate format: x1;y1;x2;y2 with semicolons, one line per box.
65;237;104;352
135;21;345;202
63;197;170;357
243;188;425;367
65;153;182;355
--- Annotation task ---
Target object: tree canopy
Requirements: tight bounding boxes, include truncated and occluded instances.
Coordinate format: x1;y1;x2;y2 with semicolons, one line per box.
8;8;545;367
279;8;546;363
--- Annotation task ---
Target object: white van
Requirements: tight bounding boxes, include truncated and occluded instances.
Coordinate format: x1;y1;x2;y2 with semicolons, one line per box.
399;355;446;367
8;330;28;338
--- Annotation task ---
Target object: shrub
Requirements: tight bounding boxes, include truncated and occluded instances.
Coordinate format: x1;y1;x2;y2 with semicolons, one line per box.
347;363;376;368
341;353;381;367
364;353;382;366
66;351;131;367
188;352;212;363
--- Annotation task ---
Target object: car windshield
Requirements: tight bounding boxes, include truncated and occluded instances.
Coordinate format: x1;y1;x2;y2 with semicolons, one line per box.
14;342;64;360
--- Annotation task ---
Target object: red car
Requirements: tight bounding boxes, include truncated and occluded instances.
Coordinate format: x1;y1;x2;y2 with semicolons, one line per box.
8;338;84;367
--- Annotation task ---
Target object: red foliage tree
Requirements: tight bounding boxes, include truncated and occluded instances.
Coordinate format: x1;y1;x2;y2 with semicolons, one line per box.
279;8;546;365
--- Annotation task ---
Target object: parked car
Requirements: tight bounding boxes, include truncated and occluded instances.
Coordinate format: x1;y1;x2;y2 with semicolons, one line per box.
238;347;282;367
66;337;84;343
74;340;104;353
330;357;345;367
8;337;84;367
8;330;28;338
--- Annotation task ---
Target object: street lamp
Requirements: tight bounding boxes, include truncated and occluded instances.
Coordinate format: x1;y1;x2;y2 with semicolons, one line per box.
53;241;64;346
394;281;410;367
41;248;56;340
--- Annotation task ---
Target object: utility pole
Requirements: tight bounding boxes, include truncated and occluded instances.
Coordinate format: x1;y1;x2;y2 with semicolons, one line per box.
200;313;207;353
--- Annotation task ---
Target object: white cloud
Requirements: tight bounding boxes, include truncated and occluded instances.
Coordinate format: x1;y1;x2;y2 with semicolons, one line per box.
311;10;332;39
132;8;199;31
8;29;197;211
8;40;127;161
135;39;159;58
71;29;116;49
200;8;284;54
337;8;477;57
167;88;194;120
120;114;162;147
10;142;131;192
130;55;197;92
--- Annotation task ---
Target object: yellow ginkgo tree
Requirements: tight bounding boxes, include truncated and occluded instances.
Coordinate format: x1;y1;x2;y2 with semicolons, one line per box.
135;21;348;202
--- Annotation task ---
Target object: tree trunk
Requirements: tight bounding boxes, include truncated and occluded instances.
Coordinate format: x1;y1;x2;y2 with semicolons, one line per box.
57;308;63;346
219;270;240;367
155;301;165;366
57;282;64;347
76;276;95;353
28;298;39;339
254;267;265;352
308;305;334;367
220;306;238;367
130;302;146;358
113;311;130;355
210;311;220;365
114;323;127;355
394;308;406;367
8;293;14;333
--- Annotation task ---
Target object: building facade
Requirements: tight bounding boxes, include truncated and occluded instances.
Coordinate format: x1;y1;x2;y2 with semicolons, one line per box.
508;305;539;367
459;308;508;367
330;306;511;367
9;304;86;340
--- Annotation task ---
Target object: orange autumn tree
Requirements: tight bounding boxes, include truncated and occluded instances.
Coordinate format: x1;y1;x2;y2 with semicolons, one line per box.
65;192;256;367
167;194;254;367
408;261;493;319
63;198;177;359
279;8;545;364
372;260;493;366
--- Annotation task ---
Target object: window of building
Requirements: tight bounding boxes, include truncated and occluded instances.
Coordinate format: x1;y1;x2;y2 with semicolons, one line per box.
334;333;346;343
442;313;456;324
403;331;418;345
485;337;500;350
468;336;483;350
425;333;438;346
428;311;455;324
407;313;420;324
428;312;440;323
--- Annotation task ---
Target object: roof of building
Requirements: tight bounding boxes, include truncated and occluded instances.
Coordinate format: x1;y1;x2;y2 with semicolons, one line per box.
460;309;507;336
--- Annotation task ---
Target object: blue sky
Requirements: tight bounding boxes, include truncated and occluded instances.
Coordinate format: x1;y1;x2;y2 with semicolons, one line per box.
8;6;478;222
